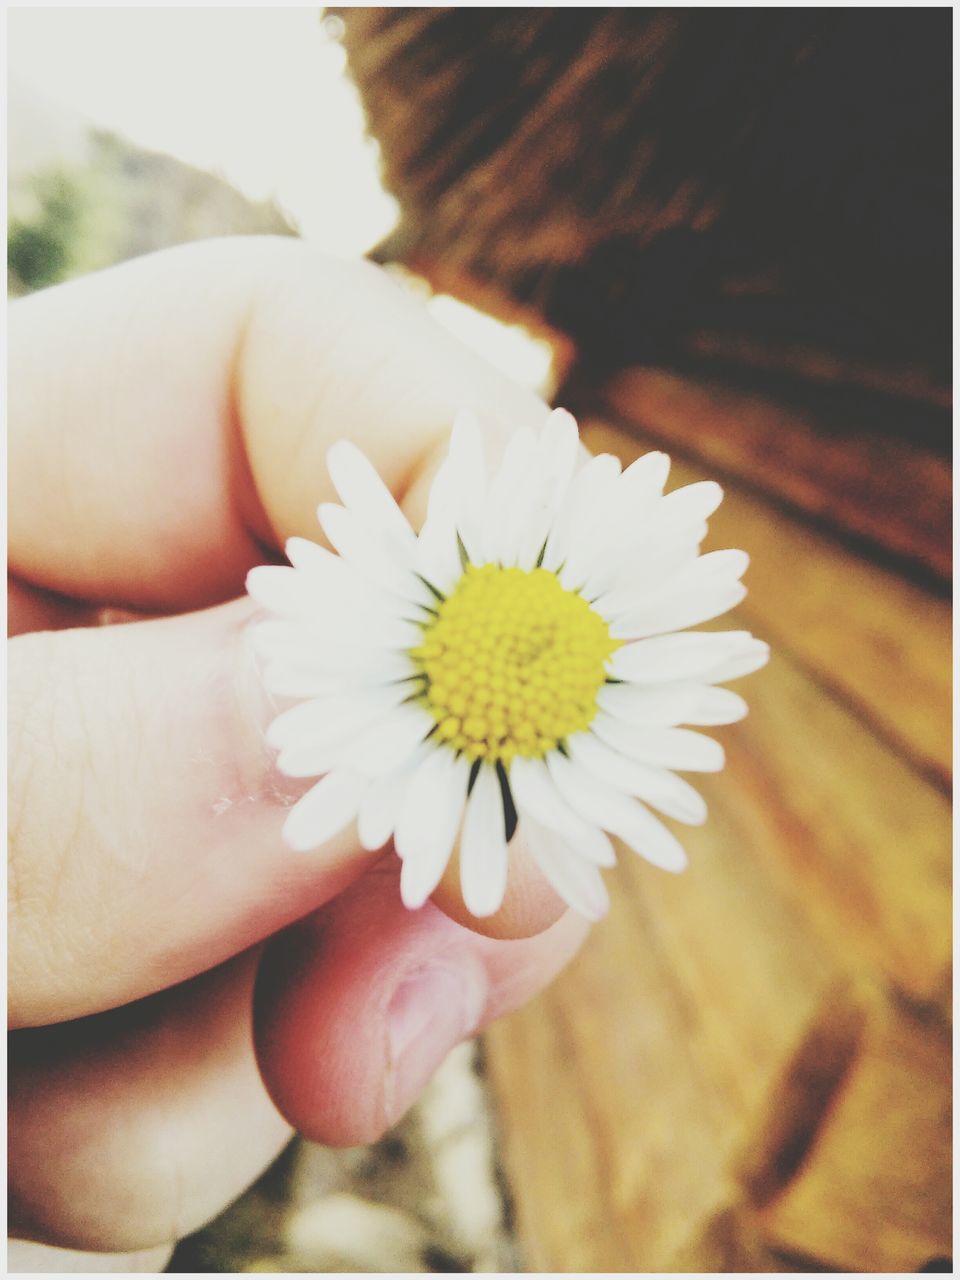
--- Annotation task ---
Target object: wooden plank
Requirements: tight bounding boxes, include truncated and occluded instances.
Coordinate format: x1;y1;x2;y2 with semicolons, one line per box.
598;367;951;582
719;650;950;1008
582;418;951;789
672;989;870;1273
687;331;951;411
753;998;952;1272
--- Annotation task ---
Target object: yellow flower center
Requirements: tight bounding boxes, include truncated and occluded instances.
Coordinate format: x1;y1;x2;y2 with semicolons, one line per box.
410;563;618;764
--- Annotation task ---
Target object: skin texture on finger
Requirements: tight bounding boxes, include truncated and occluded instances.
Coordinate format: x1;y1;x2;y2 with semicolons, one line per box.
254;857;589;1147
8;597;379;1028
8;950;292;1253
9;867;586;1254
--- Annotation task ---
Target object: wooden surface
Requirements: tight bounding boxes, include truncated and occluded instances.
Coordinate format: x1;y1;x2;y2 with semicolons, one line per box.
602;368;951;585
482;408;951;1273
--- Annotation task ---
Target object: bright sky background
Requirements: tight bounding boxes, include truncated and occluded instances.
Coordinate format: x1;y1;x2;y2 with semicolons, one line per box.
8;6;554;392
8;7;397;254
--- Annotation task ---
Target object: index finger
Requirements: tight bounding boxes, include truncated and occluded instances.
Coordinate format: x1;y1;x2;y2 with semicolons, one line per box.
9;236;547;612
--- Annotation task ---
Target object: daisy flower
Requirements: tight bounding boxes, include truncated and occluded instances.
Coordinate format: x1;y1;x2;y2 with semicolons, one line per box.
246;409;768;921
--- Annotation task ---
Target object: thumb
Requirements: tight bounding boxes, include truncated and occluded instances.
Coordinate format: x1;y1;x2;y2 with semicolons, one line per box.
8;598;375;1029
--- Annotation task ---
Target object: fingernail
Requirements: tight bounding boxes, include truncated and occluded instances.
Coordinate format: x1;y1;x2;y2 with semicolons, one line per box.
385;962;487;1125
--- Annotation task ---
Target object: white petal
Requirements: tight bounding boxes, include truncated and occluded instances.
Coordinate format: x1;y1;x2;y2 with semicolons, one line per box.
597;680;747;729
419;454;458;532
570;456;674;594
262;663;344;700
282;769;367;853
327;440;416;548
609;580;747;639
556;464;629;590
605;547;749;621
548;752;687;872
249;617;329;658
539;409;581;494
253;618;420;680
510;757;615;866
396;751;471;908
249;619;316;666
620;450;671;503
416;503;465;595
446;409;488;563
611;547;749;612
319;503;429;603
568;451;672;598
285;535;344;579
460;765;509;917
512;409;582;570
246;566;325;619
521;815;610;921
354;650;419;683
482;427;539;564
687;685;749;724
327;651;417;684
542;452;622;573
267;683;410;752
696;548;749;580
281;614;422;656
566;732;707;825
592;714;725;772
252;619;419;691
700;640;771;683
610;630;761;684
356;751;427;851
592;509;720;602
276;741;343;779
286;536;413;619
658;480;723;531
357;786;401;851
415;412;489;587
597;681;705;726
336;703;436;777
590;538;703;615
377;617;430;650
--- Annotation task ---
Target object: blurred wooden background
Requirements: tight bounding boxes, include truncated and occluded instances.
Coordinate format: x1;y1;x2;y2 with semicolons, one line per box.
336;8;952;1273
481;406;951;1272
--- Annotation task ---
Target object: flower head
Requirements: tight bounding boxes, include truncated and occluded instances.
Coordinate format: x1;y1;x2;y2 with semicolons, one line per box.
247;409;768;921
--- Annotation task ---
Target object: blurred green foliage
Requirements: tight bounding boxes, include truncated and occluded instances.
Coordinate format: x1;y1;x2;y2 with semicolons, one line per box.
9;132;296;299
8;171;87;291
8;164;123;296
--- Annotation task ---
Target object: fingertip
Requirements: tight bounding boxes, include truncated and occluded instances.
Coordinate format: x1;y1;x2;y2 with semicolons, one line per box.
430;829;568;940
252;856;589;1148
253;863;474;1146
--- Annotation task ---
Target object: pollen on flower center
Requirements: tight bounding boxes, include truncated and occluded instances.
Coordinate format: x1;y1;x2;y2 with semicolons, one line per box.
410;563;617;764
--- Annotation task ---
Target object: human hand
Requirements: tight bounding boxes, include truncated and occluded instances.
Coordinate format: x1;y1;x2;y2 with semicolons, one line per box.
8;237;588;1260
